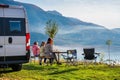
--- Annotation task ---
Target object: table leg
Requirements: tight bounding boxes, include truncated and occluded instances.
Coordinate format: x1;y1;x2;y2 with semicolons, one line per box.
57;53;60;63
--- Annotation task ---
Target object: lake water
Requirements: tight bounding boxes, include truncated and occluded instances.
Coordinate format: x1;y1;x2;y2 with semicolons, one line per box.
30;45;120;64
54;45;120;63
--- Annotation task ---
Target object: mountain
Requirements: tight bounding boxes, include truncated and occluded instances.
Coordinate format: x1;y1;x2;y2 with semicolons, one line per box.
0;0;105;29
112;28;120;33
47;10;62;16
0;0;120;46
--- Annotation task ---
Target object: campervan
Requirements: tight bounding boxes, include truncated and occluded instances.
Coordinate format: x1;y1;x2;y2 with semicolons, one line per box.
0;4;30;71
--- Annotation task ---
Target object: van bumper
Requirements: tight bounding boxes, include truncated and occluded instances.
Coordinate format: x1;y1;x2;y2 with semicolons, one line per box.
0;55;30;65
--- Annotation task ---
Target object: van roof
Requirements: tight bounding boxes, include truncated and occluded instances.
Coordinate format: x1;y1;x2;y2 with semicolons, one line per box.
0;4;26;18
0;4;24;9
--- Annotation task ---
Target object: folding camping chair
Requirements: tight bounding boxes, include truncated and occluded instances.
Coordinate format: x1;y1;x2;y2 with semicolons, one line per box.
82;48;98;66
61;49;77;65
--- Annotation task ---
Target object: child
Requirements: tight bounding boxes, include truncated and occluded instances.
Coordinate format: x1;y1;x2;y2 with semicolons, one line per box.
32;41;40;63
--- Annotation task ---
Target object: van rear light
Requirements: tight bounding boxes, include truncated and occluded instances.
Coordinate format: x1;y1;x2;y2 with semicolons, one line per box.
0;4;9;8
26;33;30;50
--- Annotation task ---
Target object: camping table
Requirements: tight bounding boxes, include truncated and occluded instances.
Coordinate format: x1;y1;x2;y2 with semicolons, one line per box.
53;52;67;63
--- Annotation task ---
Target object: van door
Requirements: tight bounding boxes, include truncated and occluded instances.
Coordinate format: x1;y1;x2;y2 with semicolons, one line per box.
4;18;26;62
0;18;5;63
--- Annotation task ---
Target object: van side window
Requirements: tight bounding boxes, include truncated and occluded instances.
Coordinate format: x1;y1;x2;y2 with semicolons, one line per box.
0;27;1;35
5;18;26;36
9;21;21;33
0;18;3;36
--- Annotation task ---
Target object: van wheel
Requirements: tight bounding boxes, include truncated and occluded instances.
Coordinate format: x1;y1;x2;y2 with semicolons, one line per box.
11;64;22;71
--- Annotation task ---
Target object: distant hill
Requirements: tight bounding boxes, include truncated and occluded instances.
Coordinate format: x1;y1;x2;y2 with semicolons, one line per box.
0;0;120;46
47;10;62;16
112;28;120;33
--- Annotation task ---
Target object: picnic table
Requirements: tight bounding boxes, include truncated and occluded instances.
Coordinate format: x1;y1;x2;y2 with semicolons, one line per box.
53;51;67;63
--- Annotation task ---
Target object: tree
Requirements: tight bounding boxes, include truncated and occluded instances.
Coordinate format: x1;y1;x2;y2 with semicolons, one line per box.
106;39;112;64
45;20;59;39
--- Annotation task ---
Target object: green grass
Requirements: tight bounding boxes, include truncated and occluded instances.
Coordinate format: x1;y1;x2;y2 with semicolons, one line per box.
0;63;120;80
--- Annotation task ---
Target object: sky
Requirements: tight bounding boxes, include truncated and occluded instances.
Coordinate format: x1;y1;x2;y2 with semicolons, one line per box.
14;0;120;29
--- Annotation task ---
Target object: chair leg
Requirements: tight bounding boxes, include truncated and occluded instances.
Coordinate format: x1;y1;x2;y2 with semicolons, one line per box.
74;59;78;66
83;60;91;67
84;59;87;67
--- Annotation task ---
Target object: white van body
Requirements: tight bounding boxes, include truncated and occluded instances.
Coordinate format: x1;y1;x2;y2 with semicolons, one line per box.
0;4;30;71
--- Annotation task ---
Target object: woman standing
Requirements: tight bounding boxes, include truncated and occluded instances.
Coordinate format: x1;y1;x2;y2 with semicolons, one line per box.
39;41;46;65
44;38;54;65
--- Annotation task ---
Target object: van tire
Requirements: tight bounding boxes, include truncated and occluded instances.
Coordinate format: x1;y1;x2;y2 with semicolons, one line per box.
11;64;22;71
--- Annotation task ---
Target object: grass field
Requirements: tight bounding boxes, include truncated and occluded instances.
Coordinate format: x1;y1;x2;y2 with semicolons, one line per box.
0;62;120;80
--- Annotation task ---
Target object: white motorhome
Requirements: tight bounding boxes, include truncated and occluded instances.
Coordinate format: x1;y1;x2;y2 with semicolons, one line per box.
0;4;30;71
